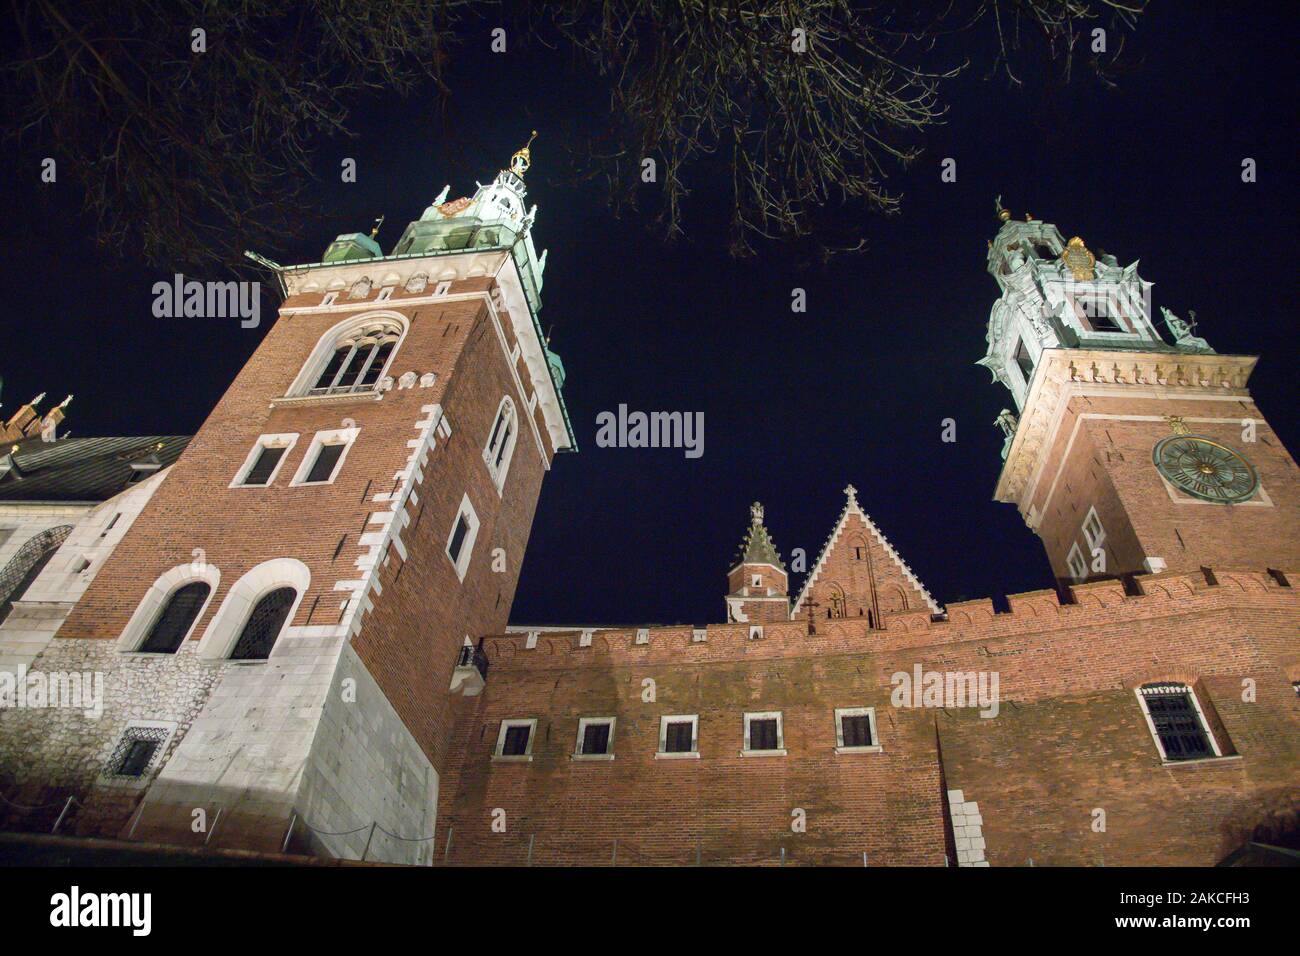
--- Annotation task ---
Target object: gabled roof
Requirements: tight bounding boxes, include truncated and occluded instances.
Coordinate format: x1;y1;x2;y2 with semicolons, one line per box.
0;435;190;502
791;485;942;616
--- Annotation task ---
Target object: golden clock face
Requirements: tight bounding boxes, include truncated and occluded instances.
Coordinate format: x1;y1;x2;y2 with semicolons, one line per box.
1153;435;1259;503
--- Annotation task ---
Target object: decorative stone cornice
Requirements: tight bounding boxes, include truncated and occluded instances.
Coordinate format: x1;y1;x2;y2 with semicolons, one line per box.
994;349;1258;506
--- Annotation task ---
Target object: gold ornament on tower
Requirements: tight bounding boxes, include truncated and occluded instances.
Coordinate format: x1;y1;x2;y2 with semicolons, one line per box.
1062;236;1096;281
510;130;538;178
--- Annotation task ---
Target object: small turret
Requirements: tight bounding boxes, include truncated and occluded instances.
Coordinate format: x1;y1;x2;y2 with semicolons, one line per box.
725;502;790;623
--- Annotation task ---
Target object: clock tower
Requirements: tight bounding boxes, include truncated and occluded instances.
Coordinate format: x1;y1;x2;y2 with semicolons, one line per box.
980;201;1300;584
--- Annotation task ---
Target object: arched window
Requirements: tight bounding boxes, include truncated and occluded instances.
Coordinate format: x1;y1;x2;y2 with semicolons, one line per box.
137;582;211;654
196;558;309;661
229;587;297;660
295;316;405;398
0;525;73;625
483;396;518;492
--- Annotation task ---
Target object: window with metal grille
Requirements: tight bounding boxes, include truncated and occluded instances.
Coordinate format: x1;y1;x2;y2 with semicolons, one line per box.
106;726;170;779
0;525;72;625
242;445;286;486
841;714;873;748
748;718;779;751
1140;683;1214;761
664;721;694;753
138;582;210;654
581;722;611;755
502;724;531;756
304;443;345;484
228;587;296;660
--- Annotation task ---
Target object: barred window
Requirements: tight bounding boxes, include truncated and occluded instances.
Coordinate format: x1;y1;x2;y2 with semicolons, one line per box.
106;725;171;779
1138;683;1215;761
229;587;296;660
138;582;210;654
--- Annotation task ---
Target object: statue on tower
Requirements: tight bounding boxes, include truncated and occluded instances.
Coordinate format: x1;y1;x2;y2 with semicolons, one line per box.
1160;307;1214;354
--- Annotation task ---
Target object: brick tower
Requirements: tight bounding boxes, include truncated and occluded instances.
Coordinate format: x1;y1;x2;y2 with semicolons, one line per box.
0;136;574;861
725;502;789;623
980;201;1300;585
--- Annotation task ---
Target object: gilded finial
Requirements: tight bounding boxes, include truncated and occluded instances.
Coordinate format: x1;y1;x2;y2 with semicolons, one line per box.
510;130;538;178
995;194;1011;222
370;215;385;239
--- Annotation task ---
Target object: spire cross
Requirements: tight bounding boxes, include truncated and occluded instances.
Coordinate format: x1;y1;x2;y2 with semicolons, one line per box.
844;484;859;506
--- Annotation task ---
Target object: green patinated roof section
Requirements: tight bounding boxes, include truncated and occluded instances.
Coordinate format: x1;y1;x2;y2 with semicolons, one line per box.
733;508;785;571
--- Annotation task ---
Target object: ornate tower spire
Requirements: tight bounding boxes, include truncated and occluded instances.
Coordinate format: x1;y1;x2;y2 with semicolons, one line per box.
981;209;1298;585
725;501;789;623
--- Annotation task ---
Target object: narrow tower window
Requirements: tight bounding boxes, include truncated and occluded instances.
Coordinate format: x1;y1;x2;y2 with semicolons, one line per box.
483;396;518;492
1136;683;1219;762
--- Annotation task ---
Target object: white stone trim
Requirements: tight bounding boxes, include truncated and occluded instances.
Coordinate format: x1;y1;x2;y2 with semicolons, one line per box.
1081;505;1106;551
493;717;537;762
116;562;221;653
573;716;616;759
1066;541;1088;582
741;711;786;756
229;433;298;488
946;789;989;866
445;493;480;583
196;557;310;661
289;427;359;487
656;714;699;758
482;395;519;494
833;706;882;754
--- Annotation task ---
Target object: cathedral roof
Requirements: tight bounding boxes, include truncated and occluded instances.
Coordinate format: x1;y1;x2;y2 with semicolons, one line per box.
0;435;191;502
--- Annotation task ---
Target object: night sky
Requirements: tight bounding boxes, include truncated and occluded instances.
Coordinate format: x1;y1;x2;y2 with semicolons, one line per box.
2;6;1296;625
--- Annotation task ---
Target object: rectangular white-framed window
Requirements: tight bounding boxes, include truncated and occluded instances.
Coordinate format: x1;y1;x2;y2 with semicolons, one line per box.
656;715;700;759
493;718;537;762
483;396;519;494
1135;683;1223;763
321;291;339;307
742;711;786;756
573;717;616;760
751;573;762;588
1066;541;1088;582
230;433;298;488
446;493;480;582
1081;505;1106;551
834;707;882;754
290;427;358;486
